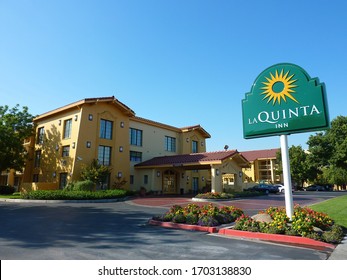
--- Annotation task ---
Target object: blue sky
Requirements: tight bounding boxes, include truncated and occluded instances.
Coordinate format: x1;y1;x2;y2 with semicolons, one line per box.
1;0;346;152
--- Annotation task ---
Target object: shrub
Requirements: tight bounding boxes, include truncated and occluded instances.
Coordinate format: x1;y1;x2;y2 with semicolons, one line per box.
234;215;261;232
186;212;199;225
322;225;344;244
195;192;234;199
0;185;15;195
198;215;219;227
172;213;186;224
64;180;95;192
21;189;129;200
73;180;95;191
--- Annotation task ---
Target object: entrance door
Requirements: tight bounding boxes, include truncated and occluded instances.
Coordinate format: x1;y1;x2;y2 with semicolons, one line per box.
163;170;177;194
192;177;199;194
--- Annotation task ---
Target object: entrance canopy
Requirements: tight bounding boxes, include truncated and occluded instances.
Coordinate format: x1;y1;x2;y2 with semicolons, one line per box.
135;150;249;170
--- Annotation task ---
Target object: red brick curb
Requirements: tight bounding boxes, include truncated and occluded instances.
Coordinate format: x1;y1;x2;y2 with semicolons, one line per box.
148;219;336;250
218;228;336;250
148;219;218;233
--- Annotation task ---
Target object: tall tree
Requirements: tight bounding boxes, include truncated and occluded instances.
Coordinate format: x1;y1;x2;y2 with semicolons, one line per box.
0;105;35;171
276;145;313;188
307;115;347;187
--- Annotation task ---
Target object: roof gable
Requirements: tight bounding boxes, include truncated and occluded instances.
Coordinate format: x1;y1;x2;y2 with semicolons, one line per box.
240;148;280;162
135;150;249;168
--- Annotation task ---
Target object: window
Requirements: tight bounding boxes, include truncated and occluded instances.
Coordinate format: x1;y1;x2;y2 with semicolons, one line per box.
33;174;39;182
37;127;44;144
165;136;176;152
130;151;142;162
34;150;41;168
59;173;68;189
98;146;112;166
63;119;72;139
192;140;198;153
62;145;70;157
144;175;148;184
130;175;134;185
100;119;113;140
130;128;142;146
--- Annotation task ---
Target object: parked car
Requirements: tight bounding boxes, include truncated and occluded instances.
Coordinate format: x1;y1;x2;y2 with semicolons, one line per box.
274;184;294;193
305;185;325;191
246;184;279;194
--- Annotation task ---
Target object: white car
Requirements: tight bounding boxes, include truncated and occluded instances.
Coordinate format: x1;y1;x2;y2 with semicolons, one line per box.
274;184;294;193
274;184;285;193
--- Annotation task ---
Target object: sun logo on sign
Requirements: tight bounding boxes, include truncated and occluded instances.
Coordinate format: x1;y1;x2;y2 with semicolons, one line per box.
261;69;298;105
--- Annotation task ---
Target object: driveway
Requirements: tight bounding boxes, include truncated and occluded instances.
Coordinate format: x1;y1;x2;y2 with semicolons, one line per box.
0;192;344;260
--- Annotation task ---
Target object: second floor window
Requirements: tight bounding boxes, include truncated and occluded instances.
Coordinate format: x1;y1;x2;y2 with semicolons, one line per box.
98;145;112;166
34;150;41;168
192;140;198;153
63;119;72;139
100;119;113;139
62;145;70;157
130;128;142;146
130;151;142;162
165;136;176;152
37;127;44;144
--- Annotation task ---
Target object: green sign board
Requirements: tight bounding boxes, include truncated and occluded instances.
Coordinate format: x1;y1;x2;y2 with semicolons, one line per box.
242;63;330;139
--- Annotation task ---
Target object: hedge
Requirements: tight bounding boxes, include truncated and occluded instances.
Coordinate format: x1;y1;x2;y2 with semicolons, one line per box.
21;189;132;200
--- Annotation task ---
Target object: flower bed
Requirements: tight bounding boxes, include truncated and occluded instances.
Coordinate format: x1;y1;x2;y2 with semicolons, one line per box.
152;203;244;227
233;205;344;244
151;204;344;245
193;191;264;200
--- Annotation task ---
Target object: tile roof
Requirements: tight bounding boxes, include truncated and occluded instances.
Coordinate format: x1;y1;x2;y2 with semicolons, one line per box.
240;148;280;162
136;150;239;168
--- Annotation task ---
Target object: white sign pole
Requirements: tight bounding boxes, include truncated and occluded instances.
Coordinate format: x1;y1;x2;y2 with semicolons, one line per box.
280;134;294;220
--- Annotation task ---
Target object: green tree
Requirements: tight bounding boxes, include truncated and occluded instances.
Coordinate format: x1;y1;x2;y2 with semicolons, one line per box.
0;105;34;172
81;159;111;186
307;116;347;187
276;145;314;188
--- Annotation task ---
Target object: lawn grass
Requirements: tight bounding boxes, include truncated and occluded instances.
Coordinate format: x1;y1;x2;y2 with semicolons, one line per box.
310;194;347;229
0;192;21;199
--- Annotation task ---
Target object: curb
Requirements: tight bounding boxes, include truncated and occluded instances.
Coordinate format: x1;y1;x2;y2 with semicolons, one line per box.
218;228;336;250
148;219;336;250
0;196;130;204
148;219;218;233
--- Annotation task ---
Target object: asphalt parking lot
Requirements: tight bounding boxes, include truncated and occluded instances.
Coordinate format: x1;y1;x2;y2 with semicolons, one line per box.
0;192;345;260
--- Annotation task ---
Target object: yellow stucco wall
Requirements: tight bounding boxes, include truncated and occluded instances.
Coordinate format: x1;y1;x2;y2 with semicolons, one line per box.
22;98;211;193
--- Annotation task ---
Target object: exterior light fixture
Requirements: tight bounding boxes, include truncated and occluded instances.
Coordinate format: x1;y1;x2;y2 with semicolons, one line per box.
157;171;161;177
74;115;78;121
120;121;124;128
72;142;76;149
86;141;91;148
119;146;123;152
88;114;93;121
117;172;123;178
216;169;220;176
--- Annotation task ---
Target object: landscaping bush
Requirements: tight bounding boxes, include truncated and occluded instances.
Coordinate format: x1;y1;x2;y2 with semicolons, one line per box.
233;206;344;244
153;203;244;227
21;189;129;200
195;192;234;199
0;185;15;195
198;215;219;227
186;213;199;225
64;180;95;191
194;191;264;200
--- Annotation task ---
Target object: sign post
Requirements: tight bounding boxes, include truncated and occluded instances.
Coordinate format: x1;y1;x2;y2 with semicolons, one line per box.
280;135;294;219
242;63;329;220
